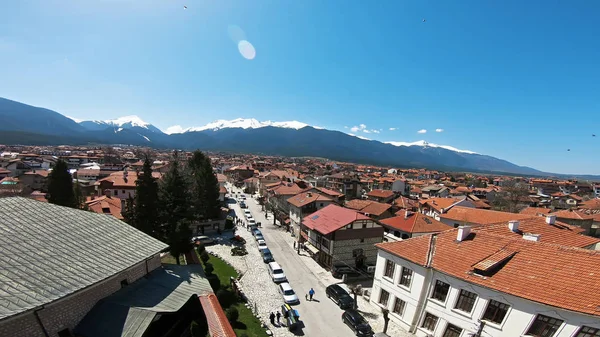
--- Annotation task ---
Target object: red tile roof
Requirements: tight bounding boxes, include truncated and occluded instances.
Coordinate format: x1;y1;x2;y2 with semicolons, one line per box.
441;206;532;225
302;204;369;235
479;217;600;248
199;294;237;337
519;206;552;216
381;212;453;234
419;197;465;213
85;195;124;220
314;187;344;198
377;230;600;317
366;189;394;198
288;191;333;208
552;209;594;220
579;198;600;210
345;199;391;216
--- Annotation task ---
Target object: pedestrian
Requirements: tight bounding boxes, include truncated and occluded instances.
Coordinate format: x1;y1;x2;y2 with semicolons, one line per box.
276;311;281;324
309;288;315;301
293;241;296;249
269;312;275;325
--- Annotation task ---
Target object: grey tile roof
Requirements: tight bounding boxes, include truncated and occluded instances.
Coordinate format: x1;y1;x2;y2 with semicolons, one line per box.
74;264;212;337
0;197;169;320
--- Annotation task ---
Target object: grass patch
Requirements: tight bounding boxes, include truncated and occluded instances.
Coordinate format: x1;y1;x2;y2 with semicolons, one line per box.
200;252;267;337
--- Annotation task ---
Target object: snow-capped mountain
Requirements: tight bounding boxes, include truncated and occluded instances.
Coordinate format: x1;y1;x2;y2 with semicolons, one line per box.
77;115;164;134
385;140;477;154
165;118;309;134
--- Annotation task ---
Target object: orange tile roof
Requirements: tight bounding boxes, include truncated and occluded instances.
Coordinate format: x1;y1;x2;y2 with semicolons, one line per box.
366;189;394;198
519;207;552;216
345;199;391;216
380;212;453;234
580;198;600;210
441;206;532;225
377;230;600;317
419;197;465;213
85;195;123;220
303;204;369;235
314;187;344;197
216;173;228;183
479;217;600;248
199;294;237;337
24;170;49;177
288;191;333;208
270;183;307;196
552;209;594;220
97;171;162;188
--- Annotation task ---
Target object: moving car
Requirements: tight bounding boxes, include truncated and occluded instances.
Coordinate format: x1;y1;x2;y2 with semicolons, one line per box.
257;239;268;251
342;310;374;336
326;284;354;309
279;282;299;305
268;262;287;283
261;248;275;263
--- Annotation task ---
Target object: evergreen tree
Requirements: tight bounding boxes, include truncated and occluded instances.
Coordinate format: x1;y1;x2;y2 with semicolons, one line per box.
159;151;193;264
188;150;221;221
47;159;77;208
123;195;135;224
131;157;160;238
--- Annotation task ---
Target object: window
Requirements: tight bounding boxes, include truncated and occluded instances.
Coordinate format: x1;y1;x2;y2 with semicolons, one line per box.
362;223;367;228
383;259;395;278
481;299;510;324
575;326;600;337
392;297;405;316
443;324;463;337
114;190;119;195
430;280;450;302
454;289;477;313
525;314;563;337
120;279;129;288
399;267;413;287
421;312;438;331
379;289;390;306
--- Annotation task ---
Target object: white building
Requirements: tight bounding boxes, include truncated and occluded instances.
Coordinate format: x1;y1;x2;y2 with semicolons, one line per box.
371;226;600;337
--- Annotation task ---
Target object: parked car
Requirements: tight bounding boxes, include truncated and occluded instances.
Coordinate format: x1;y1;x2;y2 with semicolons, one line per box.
255;233;264;241
252;229;262;237
248;219;256;227
268;262;287;283
342;310;374;336
279;282;299;305
326;284;354;309
261;248;275;263
239;201;247;208
191;236;215;245
257;239;268;251
244;210;252;217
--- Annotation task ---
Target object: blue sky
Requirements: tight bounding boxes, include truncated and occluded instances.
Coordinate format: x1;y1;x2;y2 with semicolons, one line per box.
1;1;599;174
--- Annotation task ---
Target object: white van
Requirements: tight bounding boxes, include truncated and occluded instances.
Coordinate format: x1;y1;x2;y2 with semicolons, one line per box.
268;262;287;283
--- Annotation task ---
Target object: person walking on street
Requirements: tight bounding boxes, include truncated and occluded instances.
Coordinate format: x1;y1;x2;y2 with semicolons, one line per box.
269;312;275;325
276;311;281;324
308;288;315;301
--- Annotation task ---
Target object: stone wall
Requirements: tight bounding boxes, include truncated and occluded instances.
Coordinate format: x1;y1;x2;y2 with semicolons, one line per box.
0;254;162;337
332;237;382;267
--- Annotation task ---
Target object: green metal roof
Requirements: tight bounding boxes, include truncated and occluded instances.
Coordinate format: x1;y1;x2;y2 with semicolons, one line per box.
74;264;213;337
0;197;169;320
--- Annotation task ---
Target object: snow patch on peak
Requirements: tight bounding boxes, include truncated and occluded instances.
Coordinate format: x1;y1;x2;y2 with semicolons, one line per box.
165;118;310;134
66;116;83;123
385;140;477;154
105;115;151;128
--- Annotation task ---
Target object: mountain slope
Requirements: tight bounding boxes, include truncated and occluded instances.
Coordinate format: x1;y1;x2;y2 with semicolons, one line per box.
0;97;85;135
78;116;164;134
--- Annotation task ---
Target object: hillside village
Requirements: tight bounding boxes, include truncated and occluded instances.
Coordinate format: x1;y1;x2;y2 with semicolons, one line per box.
1;143;600;337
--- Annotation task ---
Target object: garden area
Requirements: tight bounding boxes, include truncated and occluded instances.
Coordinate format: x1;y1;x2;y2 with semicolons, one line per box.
195;247;268;337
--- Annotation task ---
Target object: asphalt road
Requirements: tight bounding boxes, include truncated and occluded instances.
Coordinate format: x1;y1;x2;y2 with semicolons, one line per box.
230;186;356;337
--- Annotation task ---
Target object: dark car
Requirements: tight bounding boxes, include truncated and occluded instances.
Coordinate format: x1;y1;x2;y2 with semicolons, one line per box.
262;249;275;263
331;265;361;279
326;284;354;309
342;310;374;336
252;229;262;237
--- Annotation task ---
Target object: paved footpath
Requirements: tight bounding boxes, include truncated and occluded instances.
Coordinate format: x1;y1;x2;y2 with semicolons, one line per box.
207;185;414;337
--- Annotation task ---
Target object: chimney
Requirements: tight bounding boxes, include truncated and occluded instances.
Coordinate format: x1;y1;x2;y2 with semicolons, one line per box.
456;225;471;242
508;220;520;232
523;233;541;242
546;215;556;225
307;192;312;197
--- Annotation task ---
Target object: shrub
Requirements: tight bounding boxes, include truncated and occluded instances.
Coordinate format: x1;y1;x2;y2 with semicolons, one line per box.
226;306;239;323
196;243;206;255
204;262;214;275
231;246;248;256
200;251;210;264
207;275;220;292
216;288;238;308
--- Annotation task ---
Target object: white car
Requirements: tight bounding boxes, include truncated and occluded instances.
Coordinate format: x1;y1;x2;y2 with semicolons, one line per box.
191;236;215;245
248;219;256;227
244;210;252;216
257;239;268;251
279;282;300;304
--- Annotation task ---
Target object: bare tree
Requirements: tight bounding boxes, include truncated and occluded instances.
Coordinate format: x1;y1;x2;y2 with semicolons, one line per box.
491;180;531;213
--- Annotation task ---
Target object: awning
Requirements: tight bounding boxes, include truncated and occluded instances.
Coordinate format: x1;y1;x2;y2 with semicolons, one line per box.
75;265;213;337
304;242;320;255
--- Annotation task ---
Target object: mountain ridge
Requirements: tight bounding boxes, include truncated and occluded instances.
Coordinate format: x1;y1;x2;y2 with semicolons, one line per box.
1;97;597;179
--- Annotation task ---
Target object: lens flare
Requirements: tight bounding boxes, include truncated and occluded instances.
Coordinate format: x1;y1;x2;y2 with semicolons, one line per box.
238;40;256;60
